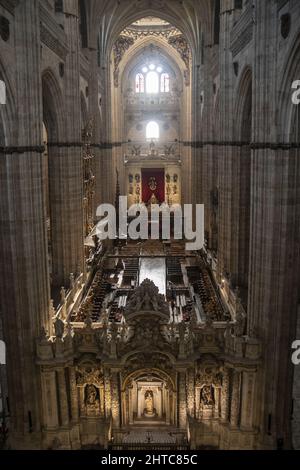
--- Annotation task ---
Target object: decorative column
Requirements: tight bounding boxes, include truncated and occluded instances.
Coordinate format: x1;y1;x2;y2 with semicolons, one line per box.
187;368;195;418
57;368;70;427
178;371;187;428
240;370;256;430
221;368;230;423
69;368;79;422
128;385;134;425
41;369;59;430
110;371;120;428
214;387;220;418
104;368;111;418
166;388;170;425
230;370;241;428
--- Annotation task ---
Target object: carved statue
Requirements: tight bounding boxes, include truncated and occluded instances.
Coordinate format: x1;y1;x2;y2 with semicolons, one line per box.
168;34;190;69
54;317;64;339
235;308;246;337
201;385;215;407
149;140;157;156
86;384;98;405
125;279;169;317
144;390;156;417
85;384;100;415
132;146;141;157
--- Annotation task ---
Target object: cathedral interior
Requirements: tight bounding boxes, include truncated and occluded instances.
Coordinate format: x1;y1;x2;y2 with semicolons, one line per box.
0;0;300;451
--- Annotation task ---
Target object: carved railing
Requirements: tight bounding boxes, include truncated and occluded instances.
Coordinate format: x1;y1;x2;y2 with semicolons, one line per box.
125;141;181;163
52;272;86;328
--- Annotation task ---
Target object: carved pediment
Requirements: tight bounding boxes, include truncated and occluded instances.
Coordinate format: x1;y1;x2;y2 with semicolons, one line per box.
125;279;170;320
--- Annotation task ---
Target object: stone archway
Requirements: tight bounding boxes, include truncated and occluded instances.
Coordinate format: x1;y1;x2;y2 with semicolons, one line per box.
122;368;176;427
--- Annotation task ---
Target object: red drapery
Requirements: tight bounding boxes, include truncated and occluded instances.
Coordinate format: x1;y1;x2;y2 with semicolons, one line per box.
142;168;165;204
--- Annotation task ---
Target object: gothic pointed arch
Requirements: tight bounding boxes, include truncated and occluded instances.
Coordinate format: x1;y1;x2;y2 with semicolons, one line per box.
230;66;252;308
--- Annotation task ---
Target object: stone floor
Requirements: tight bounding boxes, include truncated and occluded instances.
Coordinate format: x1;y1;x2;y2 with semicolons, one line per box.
122;430;176;445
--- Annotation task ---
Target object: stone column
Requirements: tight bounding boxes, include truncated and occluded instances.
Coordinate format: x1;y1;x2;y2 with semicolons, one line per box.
221;368;230;423
214;388;220;418
69;368;79;422
50;0;83;287
0;0;50;446
110;371;120;428
187;368;195;418
57;368;70;427
128;386;134;425
104;368;111;418
217;0;237;280
230;370;241;428
178;371;187;428
247;0;299;448
195;387;201;420
240;370;256;430
166;388;170;425
41;370;59;430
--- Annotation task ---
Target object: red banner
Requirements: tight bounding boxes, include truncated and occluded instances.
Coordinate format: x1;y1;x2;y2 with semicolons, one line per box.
142;168;165;204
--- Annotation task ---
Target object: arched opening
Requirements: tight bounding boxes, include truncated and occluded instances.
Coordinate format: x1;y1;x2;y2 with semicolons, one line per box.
110;14;191;208
42;71;64;292
146;121;159;140
232;70;252;310
122;369;176;427
146;70;159;94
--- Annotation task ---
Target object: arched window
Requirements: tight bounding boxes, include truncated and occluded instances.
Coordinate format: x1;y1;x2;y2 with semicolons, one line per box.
161;73;170;93
146;71;159;94
146;121;159;139
136;73;145;93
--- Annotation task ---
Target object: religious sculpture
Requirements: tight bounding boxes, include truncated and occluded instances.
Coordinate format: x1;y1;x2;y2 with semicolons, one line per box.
149;140;157;156
85;384;100;415
125;279;169;317
144;390;156;418
201;385;215;407
54;316;65;339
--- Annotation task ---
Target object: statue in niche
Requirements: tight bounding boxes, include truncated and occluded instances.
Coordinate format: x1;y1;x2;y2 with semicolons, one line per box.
201;385;215;407
85;384;100;415
144;390;156;418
